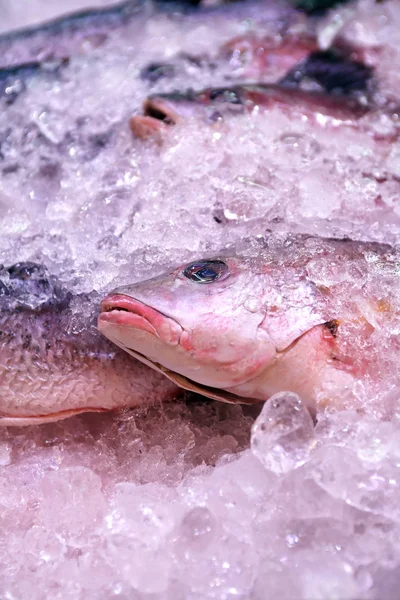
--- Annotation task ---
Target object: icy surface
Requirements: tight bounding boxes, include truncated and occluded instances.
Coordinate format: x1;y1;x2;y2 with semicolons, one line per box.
2;399;400;599
1;0;400;598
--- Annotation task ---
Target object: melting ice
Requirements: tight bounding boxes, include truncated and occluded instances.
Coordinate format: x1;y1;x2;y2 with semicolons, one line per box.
0;0;400;598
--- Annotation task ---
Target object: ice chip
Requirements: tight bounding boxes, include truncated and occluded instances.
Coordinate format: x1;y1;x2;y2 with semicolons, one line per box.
179;506;216;553
0;443;11;466
251;392;316;474
39;467;107;539
311;446;400;522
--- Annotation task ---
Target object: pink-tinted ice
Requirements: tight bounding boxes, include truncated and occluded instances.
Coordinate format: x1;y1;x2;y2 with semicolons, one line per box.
1;0;400;598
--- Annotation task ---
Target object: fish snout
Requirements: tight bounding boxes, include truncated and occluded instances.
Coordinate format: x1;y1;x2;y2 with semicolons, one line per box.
99;293;182;346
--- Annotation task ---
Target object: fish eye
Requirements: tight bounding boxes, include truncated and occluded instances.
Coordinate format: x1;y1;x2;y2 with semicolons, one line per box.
183;260;229;284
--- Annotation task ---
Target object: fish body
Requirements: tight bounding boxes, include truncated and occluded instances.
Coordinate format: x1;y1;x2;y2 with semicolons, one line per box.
0;0;294;70
98;235;400;415
0;263;178;425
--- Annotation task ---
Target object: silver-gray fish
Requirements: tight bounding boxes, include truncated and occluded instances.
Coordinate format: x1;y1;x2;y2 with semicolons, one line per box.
0;262;178;425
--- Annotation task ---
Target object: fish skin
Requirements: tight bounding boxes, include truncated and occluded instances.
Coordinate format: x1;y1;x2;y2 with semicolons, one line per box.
279;49;374;97
98;235;398;415
279;50;374;97
0;1;146;109
137;4;310;85
0;263;178;425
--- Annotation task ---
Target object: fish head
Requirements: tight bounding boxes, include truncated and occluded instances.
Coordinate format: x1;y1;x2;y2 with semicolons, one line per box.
98;254;328;403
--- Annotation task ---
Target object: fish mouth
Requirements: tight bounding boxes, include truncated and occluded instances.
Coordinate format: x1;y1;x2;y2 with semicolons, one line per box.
143;97;180;124
129;97;180;139
99;294;182;346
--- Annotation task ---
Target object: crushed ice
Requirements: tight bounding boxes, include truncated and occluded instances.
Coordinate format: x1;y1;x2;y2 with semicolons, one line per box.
1;0;400;598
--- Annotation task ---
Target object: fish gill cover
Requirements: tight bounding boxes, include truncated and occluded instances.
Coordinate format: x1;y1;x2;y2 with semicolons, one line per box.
0;0;400;598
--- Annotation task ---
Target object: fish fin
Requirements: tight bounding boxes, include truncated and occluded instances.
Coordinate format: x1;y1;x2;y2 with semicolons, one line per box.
0;406;109;426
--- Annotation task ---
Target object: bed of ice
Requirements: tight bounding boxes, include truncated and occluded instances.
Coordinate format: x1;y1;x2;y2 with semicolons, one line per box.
1;0;400;598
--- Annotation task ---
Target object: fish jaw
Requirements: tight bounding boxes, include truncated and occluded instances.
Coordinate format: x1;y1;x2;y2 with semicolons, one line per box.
130;89;246;139
129;115;170;141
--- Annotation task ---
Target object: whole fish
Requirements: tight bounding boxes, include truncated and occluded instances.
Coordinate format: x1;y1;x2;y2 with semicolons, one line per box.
0;262;178;425
98;235;400;415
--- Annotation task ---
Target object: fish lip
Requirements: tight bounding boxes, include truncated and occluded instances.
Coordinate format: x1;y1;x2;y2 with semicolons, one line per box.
99;294;183;346
130;97;181;139
129;115;170;140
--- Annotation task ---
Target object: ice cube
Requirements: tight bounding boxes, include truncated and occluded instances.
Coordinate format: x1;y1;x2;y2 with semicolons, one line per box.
251;392;316;474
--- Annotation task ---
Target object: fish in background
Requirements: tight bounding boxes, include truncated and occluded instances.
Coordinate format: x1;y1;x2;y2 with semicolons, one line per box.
0;262;178;425
289;0;351;13
131;32;377;139
0;0;397;425
99;234;400;417
0;1;136;107
0;0;305;169
130;79;372;139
